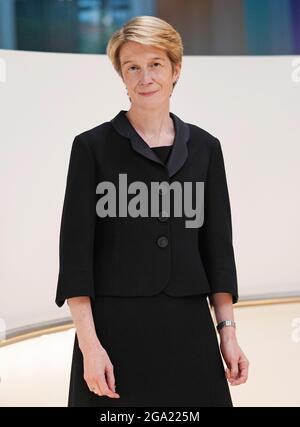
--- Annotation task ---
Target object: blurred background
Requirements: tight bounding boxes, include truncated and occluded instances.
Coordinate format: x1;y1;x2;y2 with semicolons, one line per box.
0;0;300;54
0;0;300;407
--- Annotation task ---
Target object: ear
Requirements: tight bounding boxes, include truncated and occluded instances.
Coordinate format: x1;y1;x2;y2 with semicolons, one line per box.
173;62;181;83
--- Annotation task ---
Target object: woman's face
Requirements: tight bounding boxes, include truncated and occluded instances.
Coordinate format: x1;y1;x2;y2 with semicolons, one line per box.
119;41;181;108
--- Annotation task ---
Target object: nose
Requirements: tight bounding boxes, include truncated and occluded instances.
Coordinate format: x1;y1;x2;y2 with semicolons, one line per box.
139;68;154;85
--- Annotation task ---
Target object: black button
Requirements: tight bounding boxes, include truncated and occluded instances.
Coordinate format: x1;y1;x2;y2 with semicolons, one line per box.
157;236;169;248
158;210;169;222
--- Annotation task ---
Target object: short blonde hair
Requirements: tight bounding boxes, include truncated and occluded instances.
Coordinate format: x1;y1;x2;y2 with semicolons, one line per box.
106;16;183;88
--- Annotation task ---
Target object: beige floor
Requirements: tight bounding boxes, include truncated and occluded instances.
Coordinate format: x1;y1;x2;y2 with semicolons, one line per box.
0;302;300;407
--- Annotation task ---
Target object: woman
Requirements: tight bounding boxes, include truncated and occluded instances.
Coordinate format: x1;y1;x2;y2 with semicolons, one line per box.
55;16;249;407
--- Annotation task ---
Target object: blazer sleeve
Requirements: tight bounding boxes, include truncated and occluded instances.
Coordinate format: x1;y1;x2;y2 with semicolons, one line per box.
55;135;97;308
199;137;239;304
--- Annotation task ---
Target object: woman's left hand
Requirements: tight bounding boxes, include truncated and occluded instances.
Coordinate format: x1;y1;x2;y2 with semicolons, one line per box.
219;331;249;386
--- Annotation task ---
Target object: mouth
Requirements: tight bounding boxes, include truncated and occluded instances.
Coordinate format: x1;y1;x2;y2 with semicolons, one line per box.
139;90;159;96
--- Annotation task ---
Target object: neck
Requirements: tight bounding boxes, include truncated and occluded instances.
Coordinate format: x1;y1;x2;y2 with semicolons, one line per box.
125;106;174;141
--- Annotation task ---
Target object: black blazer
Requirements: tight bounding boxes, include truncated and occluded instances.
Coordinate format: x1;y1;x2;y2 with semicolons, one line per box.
55;110;239;307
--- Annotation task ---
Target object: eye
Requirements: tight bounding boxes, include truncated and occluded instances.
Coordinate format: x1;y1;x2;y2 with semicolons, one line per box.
152;62;161;67
128;65;138;71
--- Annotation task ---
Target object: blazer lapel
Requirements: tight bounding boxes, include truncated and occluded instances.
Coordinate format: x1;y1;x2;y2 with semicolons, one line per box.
110;110;190;178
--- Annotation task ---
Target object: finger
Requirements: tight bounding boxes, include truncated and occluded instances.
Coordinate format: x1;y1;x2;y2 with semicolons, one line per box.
230;374;247;385
225;367;231;380
230;369;248;385
230;361;249;385
226;366;235;381
97;374;119;398
229;361;239;380
89;384;102;395
239;360;249;376
105;364;119;396
236;360;249;383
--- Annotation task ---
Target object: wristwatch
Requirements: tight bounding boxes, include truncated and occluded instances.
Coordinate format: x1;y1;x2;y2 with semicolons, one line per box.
216;320;236;332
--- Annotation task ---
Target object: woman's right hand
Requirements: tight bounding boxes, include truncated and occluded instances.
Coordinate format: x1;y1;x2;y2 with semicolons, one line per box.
82;343;120;398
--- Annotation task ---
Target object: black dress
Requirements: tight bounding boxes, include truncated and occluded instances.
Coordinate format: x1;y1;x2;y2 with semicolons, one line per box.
67;145;233;407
